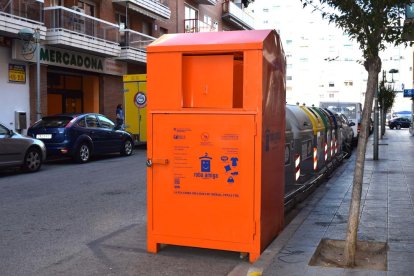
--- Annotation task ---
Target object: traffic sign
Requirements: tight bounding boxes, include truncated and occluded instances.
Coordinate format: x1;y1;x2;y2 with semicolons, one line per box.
403;89;414;97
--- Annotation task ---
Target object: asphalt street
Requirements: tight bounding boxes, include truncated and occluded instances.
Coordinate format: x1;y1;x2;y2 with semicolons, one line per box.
0;147;243;276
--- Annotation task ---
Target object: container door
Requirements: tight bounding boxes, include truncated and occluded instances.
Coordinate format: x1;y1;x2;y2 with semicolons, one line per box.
150;114;255;243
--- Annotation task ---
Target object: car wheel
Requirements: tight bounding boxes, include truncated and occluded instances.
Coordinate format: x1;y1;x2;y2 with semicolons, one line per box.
75;143;91;163
390;126;394;130
396;124;401;130
121;139;133;156
23;148;42;172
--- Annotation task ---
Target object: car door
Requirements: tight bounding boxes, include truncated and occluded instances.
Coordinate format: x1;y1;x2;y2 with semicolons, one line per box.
84;114;105;153
403;118;411;128
96;115;122;152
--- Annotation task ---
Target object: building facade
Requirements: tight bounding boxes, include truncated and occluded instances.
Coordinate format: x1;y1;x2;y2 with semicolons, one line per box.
250;0;413;110
0;0;254;133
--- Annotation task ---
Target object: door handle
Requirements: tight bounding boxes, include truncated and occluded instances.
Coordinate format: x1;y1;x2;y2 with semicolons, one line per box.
146;159;169;167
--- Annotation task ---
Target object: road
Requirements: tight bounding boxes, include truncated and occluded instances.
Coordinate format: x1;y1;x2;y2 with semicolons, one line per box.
0;147;243;276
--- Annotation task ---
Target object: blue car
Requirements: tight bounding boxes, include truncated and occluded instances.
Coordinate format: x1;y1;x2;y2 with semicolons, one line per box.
27;113;134;163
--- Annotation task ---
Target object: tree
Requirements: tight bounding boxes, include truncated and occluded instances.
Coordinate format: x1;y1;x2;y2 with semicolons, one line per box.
378;79;397;136
300;0;412;267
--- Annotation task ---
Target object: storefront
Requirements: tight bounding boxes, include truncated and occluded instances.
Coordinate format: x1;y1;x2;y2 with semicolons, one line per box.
12;41;127;126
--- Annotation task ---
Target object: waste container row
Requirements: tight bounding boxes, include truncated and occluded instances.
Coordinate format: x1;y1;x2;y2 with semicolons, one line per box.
285;104;350;196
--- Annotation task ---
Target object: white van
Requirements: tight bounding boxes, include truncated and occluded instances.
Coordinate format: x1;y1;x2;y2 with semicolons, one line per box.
319;102;362;143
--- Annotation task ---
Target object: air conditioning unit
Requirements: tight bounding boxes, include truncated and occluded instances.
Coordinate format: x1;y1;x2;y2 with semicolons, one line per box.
71;6;85;13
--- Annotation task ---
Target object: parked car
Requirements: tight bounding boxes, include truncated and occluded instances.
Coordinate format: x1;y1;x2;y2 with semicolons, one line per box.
388;117;411;129
0;123;46;172
335;113;354;155
27;113;134;163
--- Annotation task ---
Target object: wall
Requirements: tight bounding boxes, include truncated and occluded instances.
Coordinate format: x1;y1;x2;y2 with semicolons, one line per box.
101;75;123;122
0;46;31;133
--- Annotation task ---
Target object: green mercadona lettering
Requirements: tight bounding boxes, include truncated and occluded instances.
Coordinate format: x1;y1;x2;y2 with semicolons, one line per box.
40;48;104;71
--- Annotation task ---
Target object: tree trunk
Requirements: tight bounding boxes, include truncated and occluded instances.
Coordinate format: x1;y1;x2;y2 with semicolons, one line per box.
344;56;381;267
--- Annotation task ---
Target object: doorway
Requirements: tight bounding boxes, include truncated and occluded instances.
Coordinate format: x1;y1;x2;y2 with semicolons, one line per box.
47;72;99;115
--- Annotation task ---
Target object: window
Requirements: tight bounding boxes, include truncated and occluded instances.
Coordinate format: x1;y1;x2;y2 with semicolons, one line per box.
0;125;8;137
329;93;335;98
77;118;86;127
142;21;151;35
287;64;292;69
116;13;127;29
78;0;95;16
344;81;353;86
286;39;293;45
287;76;293;80
185;5;198;20
97;115;115;129
329;82;335;87
160;27;168;36
263;8;269;12
185;5;198;32
86;115;99;128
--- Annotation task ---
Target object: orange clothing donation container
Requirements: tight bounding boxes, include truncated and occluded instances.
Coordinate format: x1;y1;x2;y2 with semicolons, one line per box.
146;29;286;262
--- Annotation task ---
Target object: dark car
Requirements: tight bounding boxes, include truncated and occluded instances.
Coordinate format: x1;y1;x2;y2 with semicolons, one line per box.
334;113;354;154
388;117;411;130
0;123;46;172
27;113;134;163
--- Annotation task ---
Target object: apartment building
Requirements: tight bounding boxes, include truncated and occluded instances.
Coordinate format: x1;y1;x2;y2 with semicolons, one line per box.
250;0;413;110
0;0;254;133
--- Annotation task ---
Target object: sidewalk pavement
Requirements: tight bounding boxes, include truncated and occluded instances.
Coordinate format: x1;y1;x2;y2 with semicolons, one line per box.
237;129;414;276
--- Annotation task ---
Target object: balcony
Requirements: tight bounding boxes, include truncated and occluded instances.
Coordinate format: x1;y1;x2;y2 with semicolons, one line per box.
112;0;170;21
184;19;218;33
0;0;46;39
222;0;254;30
43;6;121;57
116;29;155;64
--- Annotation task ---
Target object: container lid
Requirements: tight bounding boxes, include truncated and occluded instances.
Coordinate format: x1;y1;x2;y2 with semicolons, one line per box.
147;30;276;53
309;107;329;129
286;105;313;132
300;106;325;133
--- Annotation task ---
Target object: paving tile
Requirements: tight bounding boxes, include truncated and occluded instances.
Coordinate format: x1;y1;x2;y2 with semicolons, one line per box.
388;259;414;272
388;242;414;253
357;226;387;241
305;266;343;276
342;269;386;276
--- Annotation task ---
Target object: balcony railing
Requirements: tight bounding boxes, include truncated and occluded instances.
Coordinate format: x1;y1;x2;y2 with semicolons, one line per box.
43;6;121;57
117;29;155;63
192;0;217;6
0;0;46;39
112;0;170;20
184;19;218;33
222;0;254;30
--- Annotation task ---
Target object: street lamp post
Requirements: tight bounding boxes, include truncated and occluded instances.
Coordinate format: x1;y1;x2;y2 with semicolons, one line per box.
34;29;41;121
374;84;379;160
18;28;41;121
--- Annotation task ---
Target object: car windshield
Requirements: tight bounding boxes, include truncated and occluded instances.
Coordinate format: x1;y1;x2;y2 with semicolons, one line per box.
32;116;74;128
